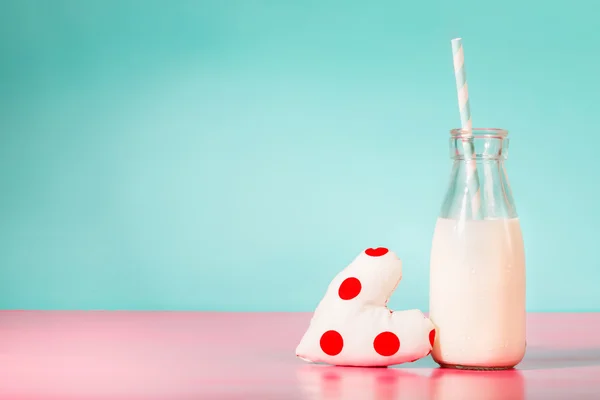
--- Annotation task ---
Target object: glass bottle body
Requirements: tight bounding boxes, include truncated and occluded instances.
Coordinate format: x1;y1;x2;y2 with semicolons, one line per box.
429;129;526;370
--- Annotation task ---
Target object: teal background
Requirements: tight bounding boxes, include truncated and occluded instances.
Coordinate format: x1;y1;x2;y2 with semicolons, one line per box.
1;1;598;311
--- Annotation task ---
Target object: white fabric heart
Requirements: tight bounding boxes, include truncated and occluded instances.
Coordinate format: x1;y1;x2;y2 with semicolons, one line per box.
296;247;435;367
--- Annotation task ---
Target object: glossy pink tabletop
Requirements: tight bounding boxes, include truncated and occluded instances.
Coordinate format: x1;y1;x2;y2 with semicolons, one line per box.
1;312;599;399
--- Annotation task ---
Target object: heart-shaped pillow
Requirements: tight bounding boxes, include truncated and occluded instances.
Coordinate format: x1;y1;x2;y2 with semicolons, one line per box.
296;247;435;367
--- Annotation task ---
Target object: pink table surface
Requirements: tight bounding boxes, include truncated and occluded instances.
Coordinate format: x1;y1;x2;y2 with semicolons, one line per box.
1;312;599;400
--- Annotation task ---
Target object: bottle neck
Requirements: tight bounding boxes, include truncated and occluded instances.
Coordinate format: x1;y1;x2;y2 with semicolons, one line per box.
442;133;517;220
450;136;509;162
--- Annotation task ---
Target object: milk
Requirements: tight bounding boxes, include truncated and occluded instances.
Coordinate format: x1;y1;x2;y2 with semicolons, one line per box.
429;217;526;369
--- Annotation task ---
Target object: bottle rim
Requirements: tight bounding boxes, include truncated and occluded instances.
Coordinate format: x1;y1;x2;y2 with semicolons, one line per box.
450;128;508;138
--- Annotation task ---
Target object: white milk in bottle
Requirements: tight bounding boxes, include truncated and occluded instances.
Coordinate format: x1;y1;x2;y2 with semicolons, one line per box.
429;128;526;369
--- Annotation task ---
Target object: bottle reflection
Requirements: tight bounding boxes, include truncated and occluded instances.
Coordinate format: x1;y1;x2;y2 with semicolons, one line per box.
296;365;525;400
431;368;525;400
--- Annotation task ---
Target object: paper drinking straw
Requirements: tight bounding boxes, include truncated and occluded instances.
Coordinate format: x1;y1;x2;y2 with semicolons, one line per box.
451;38;482;219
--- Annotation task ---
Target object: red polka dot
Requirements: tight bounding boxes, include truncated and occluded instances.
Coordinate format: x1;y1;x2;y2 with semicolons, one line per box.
429;329;436;347
320;330;344;356
365;247;388;257
338;277;361;300
373;332;400;356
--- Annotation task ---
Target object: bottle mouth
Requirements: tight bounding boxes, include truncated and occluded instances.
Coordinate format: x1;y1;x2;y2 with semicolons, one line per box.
450;128;508;138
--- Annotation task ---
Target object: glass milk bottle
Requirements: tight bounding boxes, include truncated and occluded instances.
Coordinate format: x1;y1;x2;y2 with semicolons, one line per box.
429;128;526;370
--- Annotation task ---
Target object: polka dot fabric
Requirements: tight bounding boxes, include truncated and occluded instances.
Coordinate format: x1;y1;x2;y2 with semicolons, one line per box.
296;248;435;367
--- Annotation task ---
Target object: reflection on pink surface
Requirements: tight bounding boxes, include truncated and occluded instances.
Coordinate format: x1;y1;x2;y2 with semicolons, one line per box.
431;369;524;400
0;312;599;399
297;365;433;400
296;364;527;400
